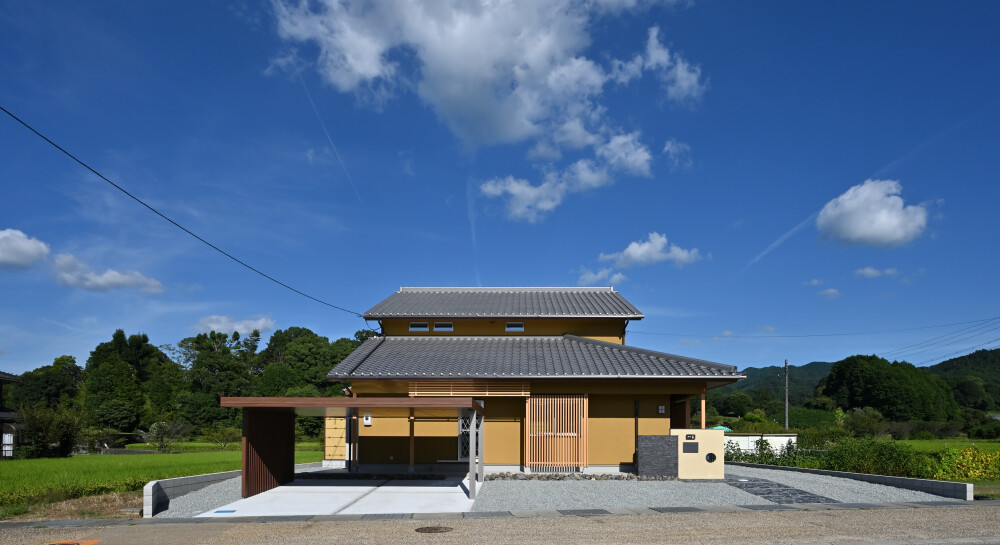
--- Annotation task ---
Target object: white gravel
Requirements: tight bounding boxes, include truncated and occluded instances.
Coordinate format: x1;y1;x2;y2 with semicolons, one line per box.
723;465;950;503
471;480;770;511
153;476;242;518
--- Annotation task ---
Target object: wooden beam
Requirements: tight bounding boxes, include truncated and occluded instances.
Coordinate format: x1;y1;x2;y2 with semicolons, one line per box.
222;396;484;413
408;408;415;473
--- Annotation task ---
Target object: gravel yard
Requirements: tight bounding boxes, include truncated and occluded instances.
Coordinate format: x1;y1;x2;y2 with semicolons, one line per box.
152;465;953;517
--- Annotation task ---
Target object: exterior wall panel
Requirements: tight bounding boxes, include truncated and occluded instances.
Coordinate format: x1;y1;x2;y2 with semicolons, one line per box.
242;407;295;497
381;318;626;344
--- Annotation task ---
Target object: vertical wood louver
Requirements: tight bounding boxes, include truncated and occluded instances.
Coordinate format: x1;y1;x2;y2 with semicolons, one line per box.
527;395;588;473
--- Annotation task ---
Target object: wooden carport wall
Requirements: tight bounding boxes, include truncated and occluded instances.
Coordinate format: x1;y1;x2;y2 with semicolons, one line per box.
220;397;485;498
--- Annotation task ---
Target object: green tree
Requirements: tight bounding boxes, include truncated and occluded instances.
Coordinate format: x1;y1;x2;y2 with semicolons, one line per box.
720;392;754;417
17;404;83;458
10;355;83;409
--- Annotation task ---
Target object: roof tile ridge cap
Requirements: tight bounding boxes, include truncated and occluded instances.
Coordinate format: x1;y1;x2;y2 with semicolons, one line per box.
342;336;386;376
562;334;738;373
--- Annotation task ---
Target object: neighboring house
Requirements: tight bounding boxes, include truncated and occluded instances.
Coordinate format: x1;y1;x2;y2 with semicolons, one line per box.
0;370;19;459
222;287;744;497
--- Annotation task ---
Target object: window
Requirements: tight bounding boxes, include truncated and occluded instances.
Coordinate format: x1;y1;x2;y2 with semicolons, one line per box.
434;322;453;332
505;322;524;332
409;322;429;332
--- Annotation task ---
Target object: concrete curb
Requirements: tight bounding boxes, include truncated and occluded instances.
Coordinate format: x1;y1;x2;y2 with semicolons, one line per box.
5;500;999;529
729;462;974;501
142;462;324;518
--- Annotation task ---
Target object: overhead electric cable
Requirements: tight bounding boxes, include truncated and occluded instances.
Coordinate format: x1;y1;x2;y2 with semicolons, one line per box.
629;315;1000;339
882;319;1000;359
0;105;362;318
880;317;1000;357
918;335;1000;366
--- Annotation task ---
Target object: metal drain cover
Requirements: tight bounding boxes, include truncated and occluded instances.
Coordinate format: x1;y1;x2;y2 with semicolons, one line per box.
415;526;454;533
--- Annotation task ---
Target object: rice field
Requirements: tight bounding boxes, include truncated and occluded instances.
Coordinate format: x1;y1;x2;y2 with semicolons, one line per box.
0;450;322;518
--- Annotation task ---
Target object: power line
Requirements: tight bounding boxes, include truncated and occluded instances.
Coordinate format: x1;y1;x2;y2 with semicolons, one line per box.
629;315;1000;339
880;317;1000;357
1;105;362;318
918;335;1000;366
882;320;1000;360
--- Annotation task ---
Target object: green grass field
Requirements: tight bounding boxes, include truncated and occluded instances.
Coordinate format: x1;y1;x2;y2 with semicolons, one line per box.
897;438;1000;453
0;450;322;519
125;441;323;452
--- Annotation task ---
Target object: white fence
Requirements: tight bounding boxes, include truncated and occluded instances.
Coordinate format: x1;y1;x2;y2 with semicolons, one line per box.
725;434;797;453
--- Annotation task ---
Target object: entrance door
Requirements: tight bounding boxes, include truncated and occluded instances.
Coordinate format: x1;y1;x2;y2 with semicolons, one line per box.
526;395;588;472
2;431;12;458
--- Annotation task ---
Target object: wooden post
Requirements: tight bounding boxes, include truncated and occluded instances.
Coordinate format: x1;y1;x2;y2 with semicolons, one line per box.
700;389;707;429
524;396;530;471
408;408;415;473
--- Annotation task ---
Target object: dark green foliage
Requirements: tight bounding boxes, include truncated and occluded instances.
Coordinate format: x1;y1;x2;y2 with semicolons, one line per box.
16;404;83;458
821;438;930;477
10;356;83;409
785;407;837;429
795;427;853;449
926;348;1000;410
846;406;885;437
969;420;1000;439
719;392;753;417
823;355;960;422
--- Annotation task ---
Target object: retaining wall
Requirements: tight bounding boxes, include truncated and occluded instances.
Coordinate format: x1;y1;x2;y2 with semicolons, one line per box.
143;462;324;517
729;462;973;501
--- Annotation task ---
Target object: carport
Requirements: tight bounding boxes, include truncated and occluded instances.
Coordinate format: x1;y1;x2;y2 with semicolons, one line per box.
219;397;486;498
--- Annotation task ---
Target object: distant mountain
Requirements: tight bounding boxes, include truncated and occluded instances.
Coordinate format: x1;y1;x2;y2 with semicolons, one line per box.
925;348;1000;383
715;361;833;405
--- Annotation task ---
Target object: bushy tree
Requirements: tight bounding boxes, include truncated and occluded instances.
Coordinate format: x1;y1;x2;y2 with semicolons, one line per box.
11;356;83;409
824;355;960;422
17;404;83;458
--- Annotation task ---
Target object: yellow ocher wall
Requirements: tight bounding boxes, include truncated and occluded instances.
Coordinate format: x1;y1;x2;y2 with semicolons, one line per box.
324;417;346;460
380;318;626;344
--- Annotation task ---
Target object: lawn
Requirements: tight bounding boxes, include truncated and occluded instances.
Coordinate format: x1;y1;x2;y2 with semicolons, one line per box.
125;440;322;452
0;449;322;519
897;438;1000;453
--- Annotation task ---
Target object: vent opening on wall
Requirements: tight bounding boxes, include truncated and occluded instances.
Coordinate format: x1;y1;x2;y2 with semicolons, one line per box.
409;322;429;332
433;322;453;332
505;322;524;332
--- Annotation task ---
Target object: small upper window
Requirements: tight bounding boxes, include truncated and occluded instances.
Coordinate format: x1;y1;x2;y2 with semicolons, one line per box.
409;322;429;332
506;322;525;332
434;322;454;332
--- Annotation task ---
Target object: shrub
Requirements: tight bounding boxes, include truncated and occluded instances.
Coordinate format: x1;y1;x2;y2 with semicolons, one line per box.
794;427;852;449
932;447;1000;481
969;420;1000;439
822;438;926;477
16;405;83;458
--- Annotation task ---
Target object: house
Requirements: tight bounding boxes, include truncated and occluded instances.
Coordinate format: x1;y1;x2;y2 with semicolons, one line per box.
0;370;19;459
224;287;744;497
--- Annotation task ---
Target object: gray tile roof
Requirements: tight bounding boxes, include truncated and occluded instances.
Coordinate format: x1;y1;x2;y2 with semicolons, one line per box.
0;371;19;383
364;287;644;319
328;335;741;380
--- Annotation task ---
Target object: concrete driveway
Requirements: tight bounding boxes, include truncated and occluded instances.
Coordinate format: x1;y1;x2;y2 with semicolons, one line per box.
197;477;474;518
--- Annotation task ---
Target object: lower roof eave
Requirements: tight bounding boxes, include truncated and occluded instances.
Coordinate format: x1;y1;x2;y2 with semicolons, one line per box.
334;374;745;381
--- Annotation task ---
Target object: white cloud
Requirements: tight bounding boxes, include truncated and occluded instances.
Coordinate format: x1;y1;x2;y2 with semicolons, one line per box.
854;266;899;278
678;338;701;345
0;229;50;268
577;267;627;286
52;253;163;294
759;326;775;333
804;278;823;286
596;132;652;176
599;232;702;268
819;288;840;299
194;315;277;335
274;2;706;219
662;139;693;170
816;179;928;247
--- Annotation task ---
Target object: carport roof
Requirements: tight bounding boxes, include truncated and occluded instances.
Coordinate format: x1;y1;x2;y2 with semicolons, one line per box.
328;334;742;381
220;396;483;417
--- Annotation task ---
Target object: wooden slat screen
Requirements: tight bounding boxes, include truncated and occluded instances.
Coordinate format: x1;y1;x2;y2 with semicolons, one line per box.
527;394;588;473
409;381;529;397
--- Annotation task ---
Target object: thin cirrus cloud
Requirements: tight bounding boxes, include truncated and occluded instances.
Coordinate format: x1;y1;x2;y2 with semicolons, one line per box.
662;139;693;170
816;179;928;247
53;253;164;294
819;288;841;299
194;315;276;336
0;228;50;268
272;2;705;221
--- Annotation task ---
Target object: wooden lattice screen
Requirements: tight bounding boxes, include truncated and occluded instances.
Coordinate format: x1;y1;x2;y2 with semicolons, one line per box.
526;395;588;472
409;381;530;397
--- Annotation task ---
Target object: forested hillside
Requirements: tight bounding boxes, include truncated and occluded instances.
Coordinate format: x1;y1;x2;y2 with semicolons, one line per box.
925;348;1000;411
713;360;832;406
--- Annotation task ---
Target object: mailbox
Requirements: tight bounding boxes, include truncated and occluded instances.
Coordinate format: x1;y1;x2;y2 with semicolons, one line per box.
670;428;724;479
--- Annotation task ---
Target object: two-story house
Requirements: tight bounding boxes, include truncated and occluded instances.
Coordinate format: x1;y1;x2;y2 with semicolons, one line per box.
223;287;744;498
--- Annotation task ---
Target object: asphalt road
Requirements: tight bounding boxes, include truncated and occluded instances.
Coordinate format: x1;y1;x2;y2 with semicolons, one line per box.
4;504;1000;545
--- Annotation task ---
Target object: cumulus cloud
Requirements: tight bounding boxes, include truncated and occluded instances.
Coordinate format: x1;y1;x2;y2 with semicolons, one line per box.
662;139;693;170
816;179;928;247
0;228;50;268
599;232;701;268
273;2;705;219
194;315;276;335
53;254;163;294
819;288;840;299
577;267;626;286
804;278;823;286
854;266;899;278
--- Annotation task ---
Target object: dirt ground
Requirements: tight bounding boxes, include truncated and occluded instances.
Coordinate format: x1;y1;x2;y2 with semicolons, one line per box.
2;491;142;522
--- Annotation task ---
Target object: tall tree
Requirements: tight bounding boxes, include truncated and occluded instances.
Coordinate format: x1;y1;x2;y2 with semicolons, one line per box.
10;355;83;409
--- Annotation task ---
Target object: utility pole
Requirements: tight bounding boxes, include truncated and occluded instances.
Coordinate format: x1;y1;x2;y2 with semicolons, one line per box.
784;358;789;430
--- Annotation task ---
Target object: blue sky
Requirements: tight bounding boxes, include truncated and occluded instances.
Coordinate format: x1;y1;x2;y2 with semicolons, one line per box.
2;1;998;375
